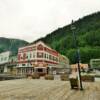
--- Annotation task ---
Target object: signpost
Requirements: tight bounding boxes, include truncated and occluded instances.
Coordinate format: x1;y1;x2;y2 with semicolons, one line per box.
71;20;83;90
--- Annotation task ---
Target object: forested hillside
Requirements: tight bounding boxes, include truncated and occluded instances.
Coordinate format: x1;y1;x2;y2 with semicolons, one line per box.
0;37;28;55
36;12;100;64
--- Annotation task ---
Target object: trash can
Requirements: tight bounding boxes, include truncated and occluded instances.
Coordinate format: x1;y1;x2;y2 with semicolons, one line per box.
69;78;79;89
69;73;79;89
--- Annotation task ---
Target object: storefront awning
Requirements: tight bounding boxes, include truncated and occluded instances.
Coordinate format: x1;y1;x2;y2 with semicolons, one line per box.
34;67;47;69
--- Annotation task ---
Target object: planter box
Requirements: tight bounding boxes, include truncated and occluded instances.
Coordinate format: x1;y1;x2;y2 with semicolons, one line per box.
28;76;32;79
26;74;32;77
81;75;95;82
60;74;69;81
32;73;40;79
45;74;54;80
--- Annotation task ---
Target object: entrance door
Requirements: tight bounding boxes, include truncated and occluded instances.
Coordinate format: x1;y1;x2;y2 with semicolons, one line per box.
34;67;46;76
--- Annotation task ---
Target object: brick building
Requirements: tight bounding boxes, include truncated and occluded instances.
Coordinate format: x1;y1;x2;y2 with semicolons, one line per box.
17;41;69;75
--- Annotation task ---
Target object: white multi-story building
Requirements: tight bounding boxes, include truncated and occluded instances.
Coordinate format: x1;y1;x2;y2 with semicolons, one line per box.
0;51;10;64
90;59;100;70
0;51;17;74
0;51;11;73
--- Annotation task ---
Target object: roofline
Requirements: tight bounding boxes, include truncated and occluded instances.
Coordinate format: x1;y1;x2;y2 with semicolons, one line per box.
18;40;59;53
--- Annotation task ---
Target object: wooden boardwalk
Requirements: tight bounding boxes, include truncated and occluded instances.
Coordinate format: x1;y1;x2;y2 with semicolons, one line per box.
0;79;100;100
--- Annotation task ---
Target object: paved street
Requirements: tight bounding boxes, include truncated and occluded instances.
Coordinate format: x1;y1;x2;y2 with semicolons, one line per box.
0;79;100;100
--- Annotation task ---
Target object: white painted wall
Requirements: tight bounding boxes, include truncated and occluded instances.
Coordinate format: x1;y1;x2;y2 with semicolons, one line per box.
0;51;10;64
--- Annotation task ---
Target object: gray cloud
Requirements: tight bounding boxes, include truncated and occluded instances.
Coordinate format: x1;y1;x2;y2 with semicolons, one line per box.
0;0;100;42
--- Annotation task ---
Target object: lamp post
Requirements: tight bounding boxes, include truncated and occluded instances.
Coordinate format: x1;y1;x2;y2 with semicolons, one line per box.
71;20;83;90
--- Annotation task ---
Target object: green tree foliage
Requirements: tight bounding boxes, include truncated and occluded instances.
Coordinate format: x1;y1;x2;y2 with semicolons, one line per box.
36;12;100;64
0;37;28;54
84;30;100;46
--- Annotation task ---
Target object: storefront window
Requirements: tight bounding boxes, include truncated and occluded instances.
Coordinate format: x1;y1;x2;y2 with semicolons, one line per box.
37;68;43;72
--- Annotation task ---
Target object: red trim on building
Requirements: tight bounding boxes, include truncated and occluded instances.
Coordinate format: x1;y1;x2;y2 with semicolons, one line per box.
18;59;58;65
18;60;35;64
23;53;26;60
45;60;58;64
44;47;58;56
19;46;36;53
18;54;21;60
18;41;60;67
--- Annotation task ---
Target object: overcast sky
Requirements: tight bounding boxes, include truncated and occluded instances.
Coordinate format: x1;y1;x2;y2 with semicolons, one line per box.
0;0;100;42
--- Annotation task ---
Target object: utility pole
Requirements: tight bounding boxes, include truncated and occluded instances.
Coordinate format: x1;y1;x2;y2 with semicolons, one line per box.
71;20;83;90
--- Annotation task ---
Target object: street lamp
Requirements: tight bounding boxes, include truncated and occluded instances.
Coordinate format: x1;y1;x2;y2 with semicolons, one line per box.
71;20;83;90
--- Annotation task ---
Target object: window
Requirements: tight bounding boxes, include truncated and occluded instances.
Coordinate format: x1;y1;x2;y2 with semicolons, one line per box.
4;57;7;61
32;46;36;51
49;55;51;60
54;57;58;62
37;52;43;58
11;59;14;62
51;55;53;60
46;54;49;59
30;53;32;58
22;64;25;66
1;57;3;61
27;53;30;59
53;56;55;61
56;58;58;62
33;53;35;58
26;53;28;59
44;53;46;58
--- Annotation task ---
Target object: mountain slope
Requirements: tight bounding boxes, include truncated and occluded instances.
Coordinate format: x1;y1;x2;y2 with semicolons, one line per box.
35;12;100;63
0;37;28;55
